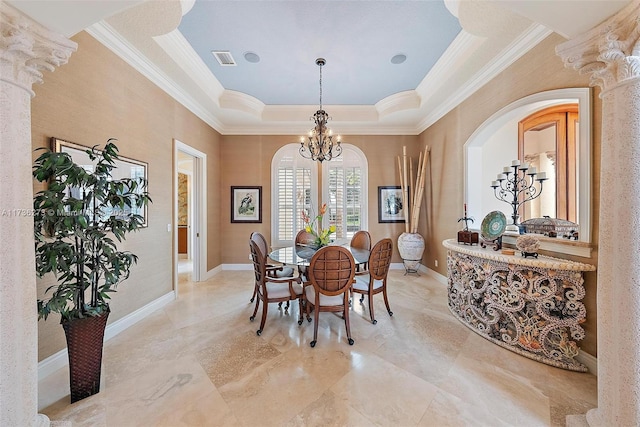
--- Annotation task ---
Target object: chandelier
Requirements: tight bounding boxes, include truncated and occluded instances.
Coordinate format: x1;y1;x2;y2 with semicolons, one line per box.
299;58;342;162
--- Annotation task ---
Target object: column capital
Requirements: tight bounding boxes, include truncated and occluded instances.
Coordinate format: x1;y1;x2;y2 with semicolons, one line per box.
0;1;77;96
556;0;640;92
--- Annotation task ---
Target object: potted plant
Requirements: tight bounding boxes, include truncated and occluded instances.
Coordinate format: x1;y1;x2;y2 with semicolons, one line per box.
32;138;151;403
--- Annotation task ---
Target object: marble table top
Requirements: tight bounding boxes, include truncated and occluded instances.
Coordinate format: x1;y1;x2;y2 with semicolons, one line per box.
443;239;596;272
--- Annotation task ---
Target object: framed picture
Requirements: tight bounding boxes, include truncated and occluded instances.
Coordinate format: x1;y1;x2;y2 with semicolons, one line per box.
378;186;408;223
53;137;149;227
231;186;262;223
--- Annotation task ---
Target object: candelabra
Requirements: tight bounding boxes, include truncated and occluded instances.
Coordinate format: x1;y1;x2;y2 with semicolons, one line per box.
490;160;548;226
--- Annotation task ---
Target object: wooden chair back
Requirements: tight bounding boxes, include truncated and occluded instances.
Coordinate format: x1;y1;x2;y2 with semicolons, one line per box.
305;245;356;346
249;234;267;282
308;246;356;297
350;230;372;251
351;230;372;272
248;234;303;335
295;229;316;246
251;231;269;259
368;238;393;280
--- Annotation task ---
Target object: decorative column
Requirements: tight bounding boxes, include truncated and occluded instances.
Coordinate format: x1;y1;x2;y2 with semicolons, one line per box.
556;1;640;425
0;2;76;426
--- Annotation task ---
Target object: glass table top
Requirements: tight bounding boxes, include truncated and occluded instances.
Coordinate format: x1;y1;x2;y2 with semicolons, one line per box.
269;244;369;266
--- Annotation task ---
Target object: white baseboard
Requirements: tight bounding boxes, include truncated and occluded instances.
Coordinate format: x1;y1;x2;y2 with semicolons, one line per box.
223;263;253;271
204;264;222;280
38;291;176;381
390;262;406;270
420;265;448;285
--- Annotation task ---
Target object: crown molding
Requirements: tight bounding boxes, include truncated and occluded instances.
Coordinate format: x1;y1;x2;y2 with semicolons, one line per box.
153;29;225;102
88;18;549;137
219;90;265;118
375;90;421;118
416;24;552;133
220;121;417;136
86;21;225;132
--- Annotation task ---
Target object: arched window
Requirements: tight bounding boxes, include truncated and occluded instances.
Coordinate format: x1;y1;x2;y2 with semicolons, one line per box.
272;144;368;246
271;144;318;248
322;144;368;240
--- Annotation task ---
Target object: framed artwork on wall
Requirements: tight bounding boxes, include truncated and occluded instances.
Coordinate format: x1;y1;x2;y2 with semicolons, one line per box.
231;186;262;223
378;186;408;223
53;137;149;227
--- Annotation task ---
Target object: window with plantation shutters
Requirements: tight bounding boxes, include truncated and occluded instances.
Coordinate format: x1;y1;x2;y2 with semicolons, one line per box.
271;145;317;248
322;145;368;240
272;144;366;247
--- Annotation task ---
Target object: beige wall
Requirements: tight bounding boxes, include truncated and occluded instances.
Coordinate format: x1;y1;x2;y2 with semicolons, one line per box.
30;30;602;360
31;32;222;360
219;135;420;264
418;33;601;356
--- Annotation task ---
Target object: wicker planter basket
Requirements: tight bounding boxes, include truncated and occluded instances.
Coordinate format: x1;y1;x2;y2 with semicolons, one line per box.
62;310;109;403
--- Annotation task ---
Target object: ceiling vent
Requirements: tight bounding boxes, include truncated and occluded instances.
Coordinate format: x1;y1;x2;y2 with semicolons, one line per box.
212;50;236;66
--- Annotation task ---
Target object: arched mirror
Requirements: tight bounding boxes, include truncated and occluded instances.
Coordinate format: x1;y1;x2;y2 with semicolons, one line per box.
464;88;591;244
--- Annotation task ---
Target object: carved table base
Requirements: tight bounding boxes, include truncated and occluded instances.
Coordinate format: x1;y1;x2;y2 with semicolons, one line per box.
444;242;594;372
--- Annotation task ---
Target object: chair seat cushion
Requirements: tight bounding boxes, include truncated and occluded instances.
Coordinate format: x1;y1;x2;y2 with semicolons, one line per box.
353;274;384;292
274;266;295;278
305;285;344;306
265;280;302;299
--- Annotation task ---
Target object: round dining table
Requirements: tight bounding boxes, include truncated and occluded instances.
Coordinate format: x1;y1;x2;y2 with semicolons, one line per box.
269;244;370;267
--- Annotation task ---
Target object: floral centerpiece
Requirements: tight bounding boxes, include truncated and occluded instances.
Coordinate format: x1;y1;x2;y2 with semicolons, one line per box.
302;203;336;248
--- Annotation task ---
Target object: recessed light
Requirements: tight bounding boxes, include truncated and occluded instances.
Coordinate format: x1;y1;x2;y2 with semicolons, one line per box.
244;52;260;63
391;54;407;64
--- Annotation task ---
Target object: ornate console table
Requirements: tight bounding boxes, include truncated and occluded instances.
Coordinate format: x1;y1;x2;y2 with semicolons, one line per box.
443;239;596;372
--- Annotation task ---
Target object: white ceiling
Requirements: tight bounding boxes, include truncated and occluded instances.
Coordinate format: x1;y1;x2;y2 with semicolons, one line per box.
8;0;633;136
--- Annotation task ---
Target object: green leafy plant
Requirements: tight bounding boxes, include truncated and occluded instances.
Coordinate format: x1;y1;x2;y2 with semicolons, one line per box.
301;203;336;247
33;139;152;321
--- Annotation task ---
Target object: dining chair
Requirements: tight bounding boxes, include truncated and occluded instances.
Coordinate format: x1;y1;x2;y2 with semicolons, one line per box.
304;246;356;347
295;229;316;282
350;230;372;272
249;232;295;303
295;229;316;246
351;238;393;324
249;234;303;335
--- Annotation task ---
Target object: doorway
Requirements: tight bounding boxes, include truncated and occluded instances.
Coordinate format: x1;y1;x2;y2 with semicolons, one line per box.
174;140;207;295
177;154;194;277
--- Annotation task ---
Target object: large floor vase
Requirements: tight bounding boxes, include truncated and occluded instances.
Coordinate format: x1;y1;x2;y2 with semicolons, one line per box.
397;232;425;271
62;309;110;403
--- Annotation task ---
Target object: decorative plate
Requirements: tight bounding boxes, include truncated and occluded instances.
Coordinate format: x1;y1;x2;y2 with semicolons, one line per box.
481;211;507;241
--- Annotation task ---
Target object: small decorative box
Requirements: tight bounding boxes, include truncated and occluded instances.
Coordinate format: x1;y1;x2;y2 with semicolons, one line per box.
458;230;479;245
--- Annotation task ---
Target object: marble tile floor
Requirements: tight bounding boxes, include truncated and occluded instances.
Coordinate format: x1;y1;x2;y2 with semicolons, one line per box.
39;267;597;427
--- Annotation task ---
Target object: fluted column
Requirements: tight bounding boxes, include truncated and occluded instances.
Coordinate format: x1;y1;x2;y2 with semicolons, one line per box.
557;1;640;425
0;2;76;426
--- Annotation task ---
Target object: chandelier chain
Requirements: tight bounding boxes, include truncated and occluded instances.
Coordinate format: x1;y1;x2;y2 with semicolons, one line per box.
319;61;323;111
298;57;342;162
